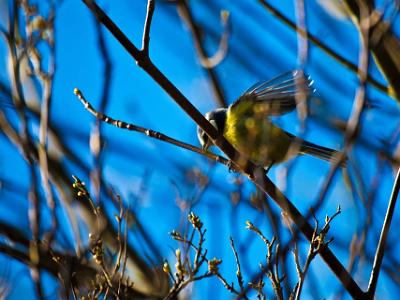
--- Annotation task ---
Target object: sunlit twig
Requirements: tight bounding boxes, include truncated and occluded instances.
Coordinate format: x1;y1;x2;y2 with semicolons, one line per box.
73;87;234;169
367;167;400;297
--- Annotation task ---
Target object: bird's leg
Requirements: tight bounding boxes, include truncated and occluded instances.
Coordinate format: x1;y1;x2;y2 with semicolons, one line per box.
265;160;275;174
227;160;236;173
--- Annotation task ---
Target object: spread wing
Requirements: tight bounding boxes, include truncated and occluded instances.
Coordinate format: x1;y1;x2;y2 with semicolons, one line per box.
230;70;314;116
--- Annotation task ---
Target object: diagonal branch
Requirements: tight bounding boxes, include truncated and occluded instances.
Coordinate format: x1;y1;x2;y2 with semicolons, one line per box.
367;167;400;297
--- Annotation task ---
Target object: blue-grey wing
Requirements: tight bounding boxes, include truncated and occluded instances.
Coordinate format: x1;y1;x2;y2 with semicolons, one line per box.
232;70;314;116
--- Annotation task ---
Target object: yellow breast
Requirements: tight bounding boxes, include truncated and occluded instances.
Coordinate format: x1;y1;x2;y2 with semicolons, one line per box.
224;105;293;166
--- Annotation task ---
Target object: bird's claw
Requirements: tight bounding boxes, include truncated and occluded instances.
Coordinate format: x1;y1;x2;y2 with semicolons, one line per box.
227;160;236;173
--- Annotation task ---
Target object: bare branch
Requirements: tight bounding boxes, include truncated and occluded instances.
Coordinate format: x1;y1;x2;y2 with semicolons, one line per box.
142;0;155;55
177;1;228;107
367;167;400;297
73;88;233;169
229;237;248;299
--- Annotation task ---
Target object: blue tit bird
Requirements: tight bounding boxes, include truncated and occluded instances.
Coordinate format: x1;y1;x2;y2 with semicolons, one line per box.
197;70;345;169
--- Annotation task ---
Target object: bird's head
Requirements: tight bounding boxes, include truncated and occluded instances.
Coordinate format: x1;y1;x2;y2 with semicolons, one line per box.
197;108;227;151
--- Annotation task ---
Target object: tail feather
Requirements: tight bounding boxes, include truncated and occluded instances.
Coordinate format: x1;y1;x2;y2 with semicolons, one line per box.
300;140;347;167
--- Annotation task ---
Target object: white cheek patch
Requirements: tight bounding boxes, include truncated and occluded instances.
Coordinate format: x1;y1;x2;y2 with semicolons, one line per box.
210;119;218;130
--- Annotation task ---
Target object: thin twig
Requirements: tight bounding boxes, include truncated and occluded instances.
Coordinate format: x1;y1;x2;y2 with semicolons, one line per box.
7;3;43;298
367;167;400;297
142;0;155;55
29;2;58;248
73;88;234;169
177;1;228;107
90;15;113;206
120;208;129;293
229;237;248;299
111;196;125;278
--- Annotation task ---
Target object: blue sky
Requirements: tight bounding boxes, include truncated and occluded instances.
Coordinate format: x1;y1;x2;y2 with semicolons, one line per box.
1;0;400;299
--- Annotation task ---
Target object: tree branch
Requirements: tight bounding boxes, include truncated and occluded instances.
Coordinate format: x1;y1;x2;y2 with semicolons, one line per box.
73;88;233;168
142;0;155;55
367;167;400;297
176;0;228;107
